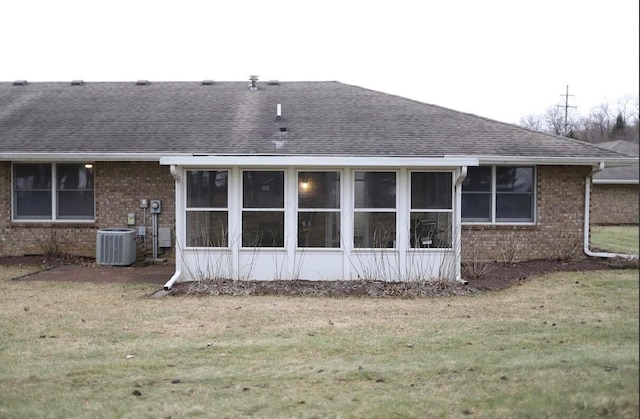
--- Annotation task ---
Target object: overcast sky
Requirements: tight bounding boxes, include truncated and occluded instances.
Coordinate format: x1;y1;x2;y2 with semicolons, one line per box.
2;0;638;124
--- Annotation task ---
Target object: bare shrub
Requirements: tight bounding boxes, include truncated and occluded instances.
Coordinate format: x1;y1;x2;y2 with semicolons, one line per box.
498;235;525;264
36;230;66;260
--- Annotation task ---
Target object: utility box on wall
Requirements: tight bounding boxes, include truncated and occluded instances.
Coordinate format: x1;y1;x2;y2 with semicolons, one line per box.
158;227;172;248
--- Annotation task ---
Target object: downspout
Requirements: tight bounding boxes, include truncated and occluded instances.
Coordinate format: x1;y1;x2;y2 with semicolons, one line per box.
454;166;468;284
584;162;638;260
163;165;182;290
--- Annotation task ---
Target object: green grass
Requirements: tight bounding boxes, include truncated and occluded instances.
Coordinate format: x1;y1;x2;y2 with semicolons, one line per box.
591;225;639;255
0;266;638;418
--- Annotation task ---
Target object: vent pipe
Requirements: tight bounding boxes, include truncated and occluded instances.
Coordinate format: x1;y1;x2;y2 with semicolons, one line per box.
249;75;258;90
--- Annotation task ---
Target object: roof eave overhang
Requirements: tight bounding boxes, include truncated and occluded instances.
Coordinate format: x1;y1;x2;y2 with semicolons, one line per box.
592;179;639;185
0;153;183;162
159;155;479;168
471;155;638;167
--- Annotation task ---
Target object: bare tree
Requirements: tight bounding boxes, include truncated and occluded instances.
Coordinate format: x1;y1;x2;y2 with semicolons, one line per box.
544;106;567;136
518;114;543;132
518;94;639;143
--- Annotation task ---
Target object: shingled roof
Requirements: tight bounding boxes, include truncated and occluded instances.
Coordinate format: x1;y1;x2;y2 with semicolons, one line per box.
592;140;639;183
0;80;633;164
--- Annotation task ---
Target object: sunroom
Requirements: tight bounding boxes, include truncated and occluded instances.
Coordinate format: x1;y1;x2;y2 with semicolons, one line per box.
160;156;477;285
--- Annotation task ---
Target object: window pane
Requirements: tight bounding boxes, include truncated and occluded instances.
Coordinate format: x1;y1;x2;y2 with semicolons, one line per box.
462;166;491;191
58;191;94;219
298;212;341;247
186;211;228;247
496;167;533;192
242;211;284;247
57;164;94;190
14;191;52;218
243;171;284;208
354;172;396;209
461;193;491;221
298;171;340;209
411;172;452;209
410;212;452;248
14;164;51;190
496;193;534;221
353;212;396;248
187;170;228;208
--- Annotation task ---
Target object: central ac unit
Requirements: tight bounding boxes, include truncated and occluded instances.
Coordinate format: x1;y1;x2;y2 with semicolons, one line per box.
96;228;137;266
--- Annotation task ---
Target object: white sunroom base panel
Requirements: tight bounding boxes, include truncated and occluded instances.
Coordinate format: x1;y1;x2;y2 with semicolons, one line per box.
180;249;233;281
405;250;458;281
178;249;456;282
291;251;344;281
349;250;455;282
238;249;344;281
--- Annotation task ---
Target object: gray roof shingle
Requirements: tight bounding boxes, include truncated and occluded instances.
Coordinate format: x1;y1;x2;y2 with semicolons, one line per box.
0;80;633;162
592;140;639;182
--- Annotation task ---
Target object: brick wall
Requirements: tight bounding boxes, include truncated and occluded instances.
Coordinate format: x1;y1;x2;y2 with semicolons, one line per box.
590;184;639;225
0;161;175;261
1;162;601;264
462;165;591;262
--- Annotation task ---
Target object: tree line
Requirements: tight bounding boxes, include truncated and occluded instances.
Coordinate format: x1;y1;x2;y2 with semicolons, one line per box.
518;94;639;143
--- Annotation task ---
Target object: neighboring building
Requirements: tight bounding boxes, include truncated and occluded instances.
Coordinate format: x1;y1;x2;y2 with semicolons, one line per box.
0;79;636;284
591;140;639;225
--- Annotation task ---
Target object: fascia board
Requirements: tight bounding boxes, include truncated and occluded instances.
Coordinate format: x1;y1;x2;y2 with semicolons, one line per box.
592;179;639;185
159;155;479;168
0;153;182;162
471;155;638;167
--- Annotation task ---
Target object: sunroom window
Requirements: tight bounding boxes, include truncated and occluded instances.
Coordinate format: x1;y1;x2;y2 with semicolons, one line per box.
186;170;228;247
353;171;396;248
410;172;453;248
13;163;94;221
242;170;285;247
297;171;341;248
462;166;535;223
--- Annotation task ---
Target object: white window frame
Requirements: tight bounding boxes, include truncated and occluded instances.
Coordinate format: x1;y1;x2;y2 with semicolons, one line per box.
461;165;536;224
12;162;95;222
296;170;342;249
352;170;398;249
184;169;229;248
241;169;286;248
409;170;454;249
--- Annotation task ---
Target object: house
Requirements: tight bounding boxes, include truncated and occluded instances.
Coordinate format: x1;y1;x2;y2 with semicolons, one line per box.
590;140;639;225
1;78;636;286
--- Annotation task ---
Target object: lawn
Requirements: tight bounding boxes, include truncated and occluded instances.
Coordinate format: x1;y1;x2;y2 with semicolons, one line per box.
591;225;639;255
0;266;638;418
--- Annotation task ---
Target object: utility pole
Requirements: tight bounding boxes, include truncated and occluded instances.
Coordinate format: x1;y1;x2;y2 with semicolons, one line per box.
557;85;577;136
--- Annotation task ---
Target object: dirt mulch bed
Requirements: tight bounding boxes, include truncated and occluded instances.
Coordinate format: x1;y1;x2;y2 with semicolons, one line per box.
0;255;96;268
169;257;637;298
2;255;636;298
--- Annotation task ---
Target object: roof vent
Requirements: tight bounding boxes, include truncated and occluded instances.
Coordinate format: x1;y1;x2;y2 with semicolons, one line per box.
276;104;282;119
13;80;27;86
136;80;150;86
249;75;258;90
279;127;287;133
268;80;280;85
202;80;215;85
71;80;84;86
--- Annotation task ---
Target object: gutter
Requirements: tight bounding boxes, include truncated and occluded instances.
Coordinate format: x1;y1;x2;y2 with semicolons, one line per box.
0;152;192;162
583;162;638;260
163;165;182;290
